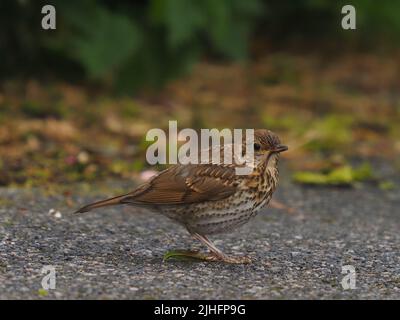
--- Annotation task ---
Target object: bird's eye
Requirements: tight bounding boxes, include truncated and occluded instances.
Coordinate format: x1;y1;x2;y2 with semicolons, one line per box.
254;143;261;151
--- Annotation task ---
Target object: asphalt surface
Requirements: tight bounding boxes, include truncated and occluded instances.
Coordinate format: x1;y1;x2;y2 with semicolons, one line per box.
0;168;399;299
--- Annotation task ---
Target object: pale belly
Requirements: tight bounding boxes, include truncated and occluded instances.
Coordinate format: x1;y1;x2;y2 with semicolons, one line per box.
158;164;278;235
159;191;273;235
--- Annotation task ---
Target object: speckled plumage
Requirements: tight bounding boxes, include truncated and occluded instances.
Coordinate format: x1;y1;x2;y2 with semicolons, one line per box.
76;129;287;263
159;154;280;235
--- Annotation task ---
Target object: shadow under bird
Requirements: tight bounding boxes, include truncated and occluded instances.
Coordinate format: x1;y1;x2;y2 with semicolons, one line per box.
75;129;288;264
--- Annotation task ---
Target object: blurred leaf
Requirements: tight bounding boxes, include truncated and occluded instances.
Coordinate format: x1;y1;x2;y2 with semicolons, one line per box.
163;250;210;262
379;181;396;191
352;163;373;181
293;163;374;186
65;4;141;78
292;171;328;185
3;0;400;90
305;115;354;152
206;0;263;59
37;289;48;297
150;0;262;60
155;0;205;48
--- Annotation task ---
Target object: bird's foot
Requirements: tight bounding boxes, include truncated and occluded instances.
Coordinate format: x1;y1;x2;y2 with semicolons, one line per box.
269;199;297;214
204;252;252;264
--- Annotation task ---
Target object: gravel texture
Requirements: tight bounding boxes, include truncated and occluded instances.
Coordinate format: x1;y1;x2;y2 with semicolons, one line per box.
0;169;399;299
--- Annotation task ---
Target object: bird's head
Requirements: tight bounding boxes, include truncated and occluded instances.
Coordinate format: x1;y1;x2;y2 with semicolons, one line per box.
244;129;288;169
252;129;288;155
204;129;287;169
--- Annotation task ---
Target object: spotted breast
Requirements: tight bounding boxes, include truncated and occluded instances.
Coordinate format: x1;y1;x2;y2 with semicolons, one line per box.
160;153;280;235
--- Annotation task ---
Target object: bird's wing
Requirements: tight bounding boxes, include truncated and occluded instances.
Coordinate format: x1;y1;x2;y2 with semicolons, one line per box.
121;164;238;205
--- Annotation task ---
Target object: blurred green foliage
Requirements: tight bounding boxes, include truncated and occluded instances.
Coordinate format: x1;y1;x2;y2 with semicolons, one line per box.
1;0;400;92
304;115;354;152
378;181;396;190
293;163;374;186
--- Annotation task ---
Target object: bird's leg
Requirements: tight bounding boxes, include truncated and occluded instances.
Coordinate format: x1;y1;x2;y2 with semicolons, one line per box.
192;233;251;264
269;199;297;214
192;233;226;259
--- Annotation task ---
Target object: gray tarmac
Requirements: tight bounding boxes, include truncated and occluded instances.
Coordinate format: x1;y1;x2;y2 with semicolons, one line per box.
0;170;399;299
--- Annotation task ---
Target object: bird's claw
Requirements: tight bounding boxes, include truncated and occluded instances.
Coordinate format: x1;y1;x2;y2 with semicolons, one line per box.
205;253;252;264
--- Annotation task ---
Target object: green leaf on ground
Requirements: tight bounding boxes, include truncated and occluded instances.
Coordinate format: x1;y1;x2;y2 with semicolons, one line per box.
163;250;210;262
38;289;49;297
379;181;396;190
293;163;374;186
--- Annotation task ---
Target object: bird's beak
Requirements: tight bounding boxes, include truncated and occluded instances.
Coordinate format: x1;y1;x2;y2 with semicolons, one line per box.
273;144;288;153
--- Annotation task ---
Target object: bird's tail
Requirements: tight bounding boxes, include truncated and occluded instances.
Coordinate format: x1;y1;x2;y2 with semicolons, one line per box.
74;193;131;213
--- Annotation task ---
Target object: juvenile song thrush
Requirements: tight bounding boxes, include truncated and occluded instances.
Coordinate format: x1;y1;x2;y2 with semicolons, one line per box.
75;129;288;264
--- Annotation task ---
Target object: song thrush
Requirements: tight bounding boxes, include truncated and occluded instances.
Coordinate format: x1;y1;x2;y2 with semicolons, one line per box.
75;129;288;264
